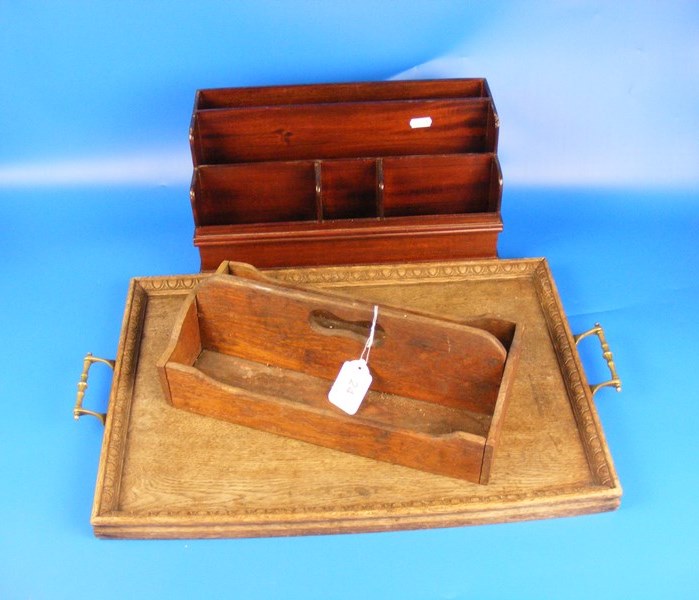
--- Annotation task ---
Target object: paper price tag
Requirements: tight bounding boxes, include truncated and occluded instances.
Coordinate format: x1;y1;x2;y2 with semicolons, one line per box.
409;116;432;129
328;359;373;415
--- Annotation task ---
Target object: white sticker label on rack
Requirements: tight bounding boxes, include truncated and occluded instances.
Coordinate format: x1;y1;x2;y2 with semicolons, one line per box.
328;359;373;415
409;116;432;129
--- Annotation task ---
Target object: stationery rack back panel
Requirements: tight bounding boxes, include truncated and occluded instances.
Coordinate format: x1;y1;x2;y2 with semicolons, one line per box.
189;79;503;270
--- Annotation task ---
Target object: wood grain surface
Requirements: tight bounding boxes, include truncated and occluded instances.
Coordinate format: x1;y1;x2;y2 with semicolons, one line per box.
194;79;493;110
189;80;502;269
157;267;519;482
90;258;621;538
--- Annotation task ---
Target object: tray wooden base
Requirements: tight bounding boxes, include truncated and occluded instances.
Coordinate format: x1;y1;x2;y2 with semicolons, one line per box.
91;258;621;538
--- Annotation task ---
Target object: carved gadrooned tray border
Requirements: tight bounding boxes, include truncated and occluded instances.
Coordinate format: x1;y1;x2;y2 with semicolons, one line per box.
91;258;621;538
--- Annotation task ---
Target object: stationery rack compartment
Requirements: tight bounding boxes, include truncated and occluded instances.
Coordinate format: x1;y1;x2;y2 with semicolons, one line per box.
189;79;503;270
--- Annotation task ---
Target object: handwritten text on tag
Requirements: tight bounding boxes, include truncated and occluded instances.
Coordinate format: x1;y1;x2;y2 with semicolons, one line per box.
328;359;373;415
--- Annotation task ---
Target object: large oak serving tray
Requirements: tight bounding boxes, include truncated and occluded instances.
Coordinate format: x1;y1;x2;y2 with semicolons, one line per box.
189;79;503;269
86;258;621;538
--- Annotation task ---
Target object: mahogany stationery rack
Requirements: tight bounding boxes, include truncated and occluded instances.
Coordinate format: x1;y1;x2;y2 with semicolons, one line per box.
188;79;503;269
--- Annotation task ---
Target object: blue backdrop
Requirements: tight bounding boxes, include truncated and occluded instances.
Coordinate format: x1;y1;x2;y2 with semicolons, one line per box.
1;2;697;599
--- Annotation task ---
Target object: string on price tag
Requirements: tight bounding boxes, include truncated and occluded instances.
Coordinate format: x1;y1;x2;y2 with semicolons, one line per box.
327;305;379;415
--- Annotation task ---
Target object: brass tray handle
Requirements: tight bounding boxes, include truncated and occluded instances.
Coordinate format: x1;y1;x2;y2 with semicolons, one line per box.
74;352;115;425
574;323;622;397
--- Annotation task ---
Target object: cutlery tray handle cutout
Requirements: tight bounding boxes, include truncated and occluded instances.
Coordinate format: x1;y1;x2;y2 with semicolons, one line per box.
74;352;115;425
309;309;385;347
574;323;622;397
